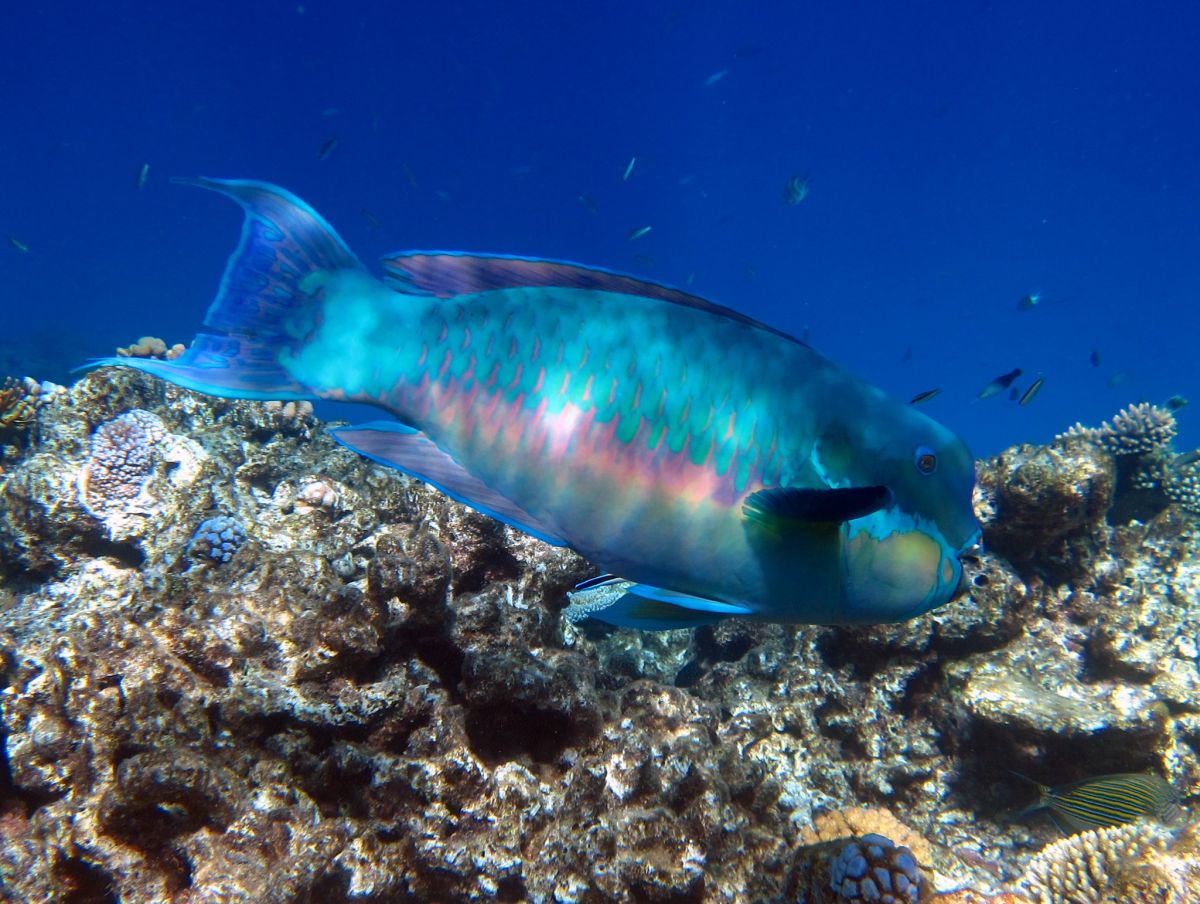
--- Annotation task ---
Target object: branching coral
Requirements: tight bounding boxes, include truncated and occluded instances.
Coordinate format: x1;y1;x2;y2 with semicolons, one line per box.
1060;402;1177;456
1021;823;1169;904
1162;456;1200;514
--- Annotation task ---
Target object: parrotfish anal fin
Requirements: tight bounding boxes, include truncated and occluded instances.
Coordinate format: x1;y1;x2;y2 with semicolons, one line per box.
86;178;365;400
379;252;804;344
565;580;752;631
743;485;892;528
330;421;568;546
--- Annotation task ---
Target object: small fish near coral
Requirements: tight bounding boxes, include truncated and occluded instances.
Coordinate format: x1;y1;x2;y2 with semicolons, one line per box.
1012;771;1185;835
93;178;980;630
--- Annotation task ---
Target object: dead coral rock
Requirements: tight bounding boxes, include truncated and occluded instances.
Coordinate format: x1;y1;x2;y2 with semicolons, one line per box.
976;439;1115;583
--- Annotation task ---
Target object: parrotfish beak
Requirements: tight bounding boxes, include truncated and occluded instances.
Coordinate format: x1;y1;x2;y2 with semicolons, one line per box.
951;529;985;601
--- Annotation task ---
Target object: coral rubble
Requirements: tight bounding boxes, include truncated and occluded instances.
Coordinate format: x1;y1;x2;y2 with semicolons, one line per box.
2;375;1200;902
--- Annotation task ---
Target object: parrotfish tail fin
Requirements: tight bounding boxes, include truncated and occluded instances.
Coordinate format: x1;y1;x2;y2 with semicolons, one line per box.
87;177;365;400
564;578;753;631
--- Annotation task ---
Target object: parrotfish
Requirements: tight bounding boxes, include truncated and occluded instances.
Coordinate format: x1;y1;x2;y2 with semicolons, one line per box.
94;179;981;630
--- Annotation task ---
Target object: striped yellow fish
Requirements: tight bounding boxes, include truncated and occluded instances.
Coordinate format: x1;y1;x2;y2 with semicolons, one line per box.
1018;772;1184;834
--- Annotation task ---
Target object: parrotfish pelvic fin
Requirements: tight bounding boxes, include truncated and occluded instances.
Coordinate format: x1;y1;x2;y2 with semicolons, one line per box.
87;177;366;400
331;421;569;546
564;578;753;631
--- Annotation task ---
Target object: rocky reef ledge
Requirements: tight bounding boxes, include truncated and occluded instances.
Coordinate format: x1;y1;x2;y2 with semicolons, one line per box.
2;369;1199;903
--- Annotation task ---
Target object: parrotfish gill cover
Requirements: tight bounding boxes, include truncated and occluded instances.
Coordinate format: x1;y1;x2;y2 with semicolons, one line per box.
92;178;981;630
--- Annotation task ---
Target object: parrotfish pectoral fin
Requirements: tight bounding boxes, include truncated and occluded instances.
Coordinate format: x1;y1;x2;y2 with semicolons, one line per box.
86;178;366;399
564;579;752;631
380;252;802;343
743;485;892;528
330;421;568;546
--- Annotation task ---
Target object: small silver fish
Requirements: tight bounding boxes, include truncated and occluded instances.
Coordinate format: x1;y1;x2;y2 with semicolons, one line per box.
8;235;29;253
361;208;382;230
577;194;599;214
136;162;150;189
626;225;652;241
1018;376;1045;406
704;68;729;86
402;162;418;187
318;137;339;160
623;157;637;181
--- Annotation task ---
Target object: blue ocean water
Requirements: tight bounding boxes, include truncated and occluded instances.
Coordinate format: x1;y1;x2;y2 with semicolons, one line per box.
1;0;1197;457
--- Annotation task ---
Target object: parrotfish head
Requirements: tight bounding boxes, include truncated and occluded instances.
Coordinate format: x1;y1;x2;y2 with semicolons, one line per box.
814;390;981;623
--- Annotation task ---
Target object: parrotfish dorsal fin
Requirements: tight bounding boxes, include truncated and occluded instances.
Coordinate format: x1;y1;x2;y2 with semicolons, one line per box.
743;485;893;528
379;252;806;344
86;178;366;399
330;421;568;547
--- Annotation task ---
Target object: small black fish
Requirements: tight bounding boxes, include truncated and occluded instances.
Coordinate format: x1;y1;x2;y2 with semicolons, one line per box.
978;367;1022;400
360;208;382;230
1014;772;1184;835
1090;348;1102;367
1166;394;1188;411
909;388;941;405
318;137;339;160
1008;386;1020;401
1017;293;1041;311
901;346;913;363
577;194;599;214
782;173;810;205
1018;376;1045;406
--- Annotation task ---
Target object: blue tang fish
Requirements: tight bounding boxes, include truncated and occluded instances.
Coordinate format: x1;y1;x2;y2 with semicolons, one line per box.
94;179;981;630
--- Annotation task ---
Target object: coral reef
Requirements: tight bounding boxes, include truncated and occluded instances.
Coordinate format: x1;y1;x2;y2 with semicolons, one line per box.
116;335;186;360
829;833;924;902
187;515;247;564
2;378;1200;902
0;375;39;430
1021;822;1168;903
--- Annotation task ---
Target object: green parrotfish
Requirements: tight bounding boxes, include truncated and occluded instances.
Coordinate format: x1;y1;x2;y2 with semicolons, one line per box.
94;179;981;630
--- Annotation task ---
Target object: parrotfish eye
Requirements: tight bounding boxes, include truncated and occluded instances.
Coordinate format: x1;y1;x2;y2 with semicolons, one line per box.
914;446;938;475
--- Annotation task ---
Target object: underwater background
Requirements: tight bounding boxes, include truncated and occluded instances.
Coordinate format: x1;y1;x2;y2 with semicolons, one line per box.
2;0;1199;457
